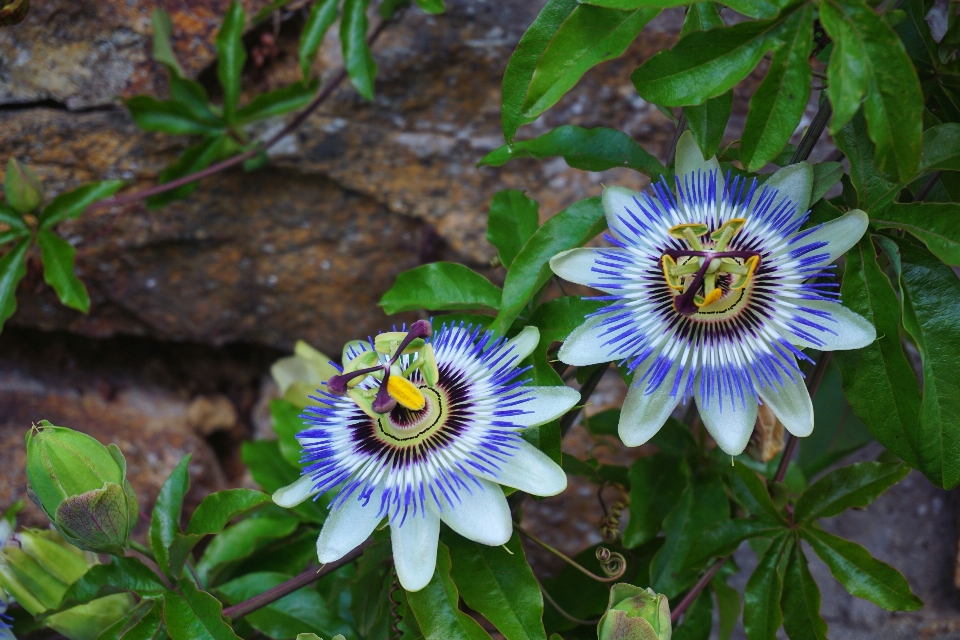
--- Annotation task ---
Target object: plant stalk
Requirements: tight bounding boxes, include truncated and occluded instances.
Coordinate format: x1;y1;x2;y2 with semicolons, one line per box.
88;15;395;213
223;541;369;619
670;558;725;622
790;98;833;165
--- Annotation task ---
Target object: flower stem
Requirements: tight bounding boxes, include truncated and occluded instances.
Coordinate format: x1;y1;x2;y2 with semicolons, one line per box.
88;14;398;214
222;540;369;619
669;558;725;622
514;525;624;583
559;363;608;436
790;97;833;165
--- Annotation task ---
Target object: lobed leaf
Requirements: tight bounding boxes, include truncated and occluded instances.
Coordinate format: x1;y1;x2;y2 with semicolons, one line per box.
685;518;786;569
149;455;192;577
780;541;828;640
37;230;90;313
743;532;790;640
164;579;242;640
794;461;910;522
622;452;688;548
683;91;732;160
486;190;540;269
872;203;960;266
379;262;502;314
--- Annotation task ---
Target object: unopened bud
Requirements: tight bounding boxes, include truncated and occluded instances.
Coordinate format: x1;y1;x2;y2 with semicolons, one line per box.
598;584;671;640
5;158;43;213
25;422;138;554
270;340;339;408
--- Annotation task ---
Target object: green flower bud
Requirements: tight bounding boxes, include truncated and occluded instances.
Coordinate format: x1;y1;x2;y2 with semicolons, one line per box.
271;340;339;409
4;158;44;213
46;593;134;640
25;421;138;554
0;0;29;27
597;584;671;640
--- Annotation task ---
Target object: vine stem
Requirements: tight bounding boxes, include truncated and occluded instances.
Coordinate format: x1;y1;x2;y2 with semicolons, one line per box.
559;363;608;436
514;525;623;583
670;559;724;623
222;541;369;619
913;171;942;202
790;98;832;165
87;15;396;214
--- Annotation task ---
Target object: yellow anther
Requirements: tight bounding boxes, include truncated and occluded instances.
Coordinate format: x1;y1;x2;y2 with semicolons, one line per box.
420;344;440;387
668;223;709;250
387;375;426;411
661;256;685;290
711;218;746;251
731;255;760;290
695;288;724;308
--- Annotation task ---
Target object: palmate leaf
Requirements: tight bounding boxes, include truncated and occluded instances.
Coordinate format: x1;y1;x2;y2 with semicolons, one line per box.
781;540;828;640
833;111;904;212
486;189;540;269
672;588;712;640
623;450;689;548
683;91;732;160
149;455;192;577
743;532;790;640
164;579;241;640
379;262;502;314
794;461;910;523
37;230;90;313
872;203;960;266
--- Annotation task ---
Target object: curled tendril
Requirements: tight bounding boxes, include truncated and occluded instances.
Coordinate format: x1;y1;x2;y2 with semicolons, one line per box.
595;547;627;579
598;483;629;543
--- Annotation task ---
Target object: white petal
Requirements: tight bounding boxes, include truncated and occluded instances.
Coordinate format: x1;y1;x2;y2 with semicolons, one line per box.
273;475;320;508
763;162;813;218
797;209;869;263
504;325;539;363
759;375;814;438
558;316;637;366
316;493;383;563
550;247;624;293
474;439;567;497
512;385;581;427
429;479;512;546
618;360;684;447
603;185;647;243
695;376;758;456
788;299;877;351
390;510;440;592
675;131;724;198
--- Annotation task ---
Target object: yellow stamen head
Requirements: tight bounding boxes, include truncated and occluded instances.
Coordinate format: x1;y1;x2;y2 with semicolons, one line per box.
731;255;760;290
695;288;723;308
661;255;684;290
387;375;426;411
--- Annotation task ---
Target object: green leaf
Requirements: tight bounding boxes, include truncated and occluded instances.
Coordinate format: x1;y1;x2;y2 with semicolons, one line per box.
672;588;711;640
149;455;192;577
622;452;688;548
98;597;165;640
39;180;125;229
414;0;445;13
0;238;31;333
242;440;300;494
4;158;44;214
871;203;960;266
631;14;790;107
680;2;723;37
834;238;922;471
350;540;393;640
683;90;733;160
883;235;960;489
780;540;827;640
163;579;242;640
479;125;666;176
918;123;960;174
405;542;493;640
299;0;339;78
685;518;786;568
833;112;903;212
731;462;788;524
271;399;306;468
197;516;300;586
186;488;271;535
216;1;247;123
519;5;659;121
801;526;922;611
217;572;352;640
58;556;167;608
341;0;377;100
37;229;89;313
487;190;540;269
501;0;580;144
739;5;813;171
0;203;29;237
743;532;790;640
713;575;741;640
821;0;923;181
170;75;222;126
794;461;910;522
235;80;319;125
810;161;843;204
151;8;184;77
650;474;729;598
494;196;605;334
446;531;546;640
125;96;226;136
379;262;502;314
147;136;227;210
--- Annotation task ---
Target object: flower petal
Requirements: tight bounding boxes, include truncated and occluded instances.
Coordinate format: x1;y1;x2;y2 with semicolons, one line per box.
763;161;813;219
676;130;723;198
474;439;567;496
618;361;684;447
759;375;814;438
559;315;638;366
512;385;581;427
273;474;320;508
430;478;512;546
797;209;869;263
391;509;440;592
603;185;662;244
504;325;540;364
550;247;624;293
316;493;383;563
695;376;758;455
787;299;877;351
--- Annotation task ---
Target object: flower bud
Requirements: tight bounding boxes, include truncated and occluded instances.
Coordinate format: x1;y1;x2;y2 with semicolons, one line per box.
598;584;671;640
4;158;44;213
271;340;339;408
25;421;138;554
0;0;29;27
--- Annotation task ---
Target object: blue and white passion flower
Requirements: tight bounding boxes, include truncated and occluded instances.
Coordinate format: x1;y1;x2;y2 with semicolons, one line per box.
550;132;876;456
272;320;578;591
